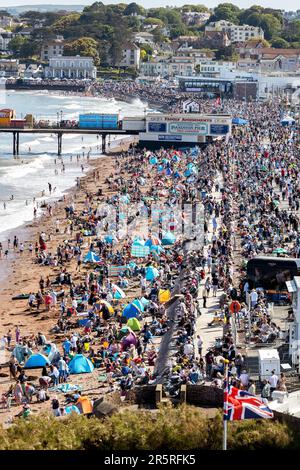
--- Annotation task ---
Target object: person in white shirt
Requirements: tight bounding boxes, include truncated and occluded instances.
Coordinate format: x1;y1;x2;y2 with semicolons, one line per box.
197;335;203;357
250;289;258;308
70;334;78;350
269;370;279;395
239;370;249;388
184;341;194;358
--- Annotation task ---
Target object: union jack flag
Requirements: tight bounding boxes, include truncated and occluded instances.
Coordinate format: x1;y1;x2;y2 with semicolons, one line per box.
223;386;274;421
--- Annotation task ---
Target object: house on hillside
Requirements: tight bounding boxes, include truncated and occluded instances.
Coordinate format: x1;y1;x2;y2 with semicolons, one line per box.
205;20;264;43
41;37;65;61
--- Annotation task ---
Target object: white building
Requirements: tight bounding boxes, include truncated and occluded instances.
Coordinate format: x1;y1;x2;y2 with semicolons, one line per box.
197;60;237;77
41;37;64;61
118;44;141;69
140;56;195;78
0;16;13;29
44;56;97;79
133;32;155;46
182;11;211;26
24;64;44;79
0;58;20;77
0;29;13;52
205;20;264;43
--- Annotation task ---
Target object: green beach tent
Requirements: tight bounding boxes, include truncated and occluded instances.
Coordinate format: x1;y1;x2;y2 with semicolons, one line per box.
126;317;141;331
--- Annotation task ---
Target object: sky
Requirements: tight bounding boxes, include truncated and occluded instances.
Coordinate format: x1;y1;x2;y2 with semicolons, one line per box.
0;0;298;11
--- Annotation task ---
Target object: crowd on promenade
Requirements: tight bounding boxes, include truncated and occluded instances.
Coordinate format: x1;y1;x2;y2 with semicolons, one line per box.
1;91;299;420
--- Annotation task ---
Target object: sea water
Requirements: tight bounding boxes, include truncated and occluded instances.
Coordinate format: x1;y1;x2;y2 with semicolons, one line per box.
0;91;147;240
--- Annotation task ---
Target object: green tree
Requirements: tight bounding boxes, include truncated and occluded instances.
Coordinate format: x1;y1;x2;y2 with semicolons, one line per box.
259;13;282;40
7;36;26;56
215;44;238;61
182;4;210;13
144;18;164;28
108;39;123;67
282;19;300;43
245;12;262;27
63;37;100;65
271;37;290;48
170;25;190;39
211;3;241;24
123;3;145;16
152;27;165;43
51;13;81;35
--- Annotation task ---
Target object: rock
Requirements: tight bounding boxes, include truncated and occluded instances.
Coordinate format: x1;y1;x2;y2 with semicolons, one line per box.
93;398;118;419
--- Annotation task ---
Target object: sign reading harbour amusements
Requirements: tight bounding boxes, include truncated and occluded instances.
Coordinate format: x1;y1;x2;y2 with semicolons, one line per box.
140;113;232;147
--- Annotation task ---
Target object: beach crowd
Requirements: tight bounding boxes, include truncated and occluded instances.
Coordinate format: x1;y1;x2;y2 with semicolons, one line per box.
0;90;299;421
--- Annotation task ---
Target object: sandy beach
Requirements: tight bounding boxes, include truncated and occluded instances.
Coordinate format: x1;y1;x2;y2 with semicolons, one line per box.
0;136;149;423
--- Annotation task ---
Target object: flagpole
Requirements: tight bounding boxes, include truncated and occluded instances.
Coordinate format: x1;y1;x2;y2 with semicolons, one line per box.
223;358;229;451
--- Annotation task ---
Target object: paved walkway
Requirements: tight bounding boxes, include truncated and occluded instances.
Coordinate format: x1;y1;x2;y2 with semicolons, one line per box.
193;171;225;356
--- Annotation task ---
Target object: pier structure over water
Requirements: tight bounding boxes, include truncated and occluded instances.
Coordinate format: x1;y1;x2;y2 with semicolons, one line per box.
0;128;140;156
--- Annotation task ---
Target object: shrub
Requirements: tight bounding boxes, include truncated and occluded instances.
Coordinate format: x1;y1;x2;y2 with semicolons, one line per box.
0;406;293;450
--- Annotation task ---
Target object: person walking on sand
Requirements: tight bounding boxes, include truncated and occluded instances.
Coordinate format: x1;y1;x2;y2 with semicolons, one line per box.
15;326;20;344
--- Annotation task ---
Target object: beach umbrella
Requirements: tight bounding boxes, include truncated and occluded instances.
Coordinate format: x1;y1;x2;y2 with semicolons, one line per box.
111;284;126;299
122;303;140;319
272;248;288;254
145;266;160;281
83;251;101;263
161;232;176;245
65;405;81;415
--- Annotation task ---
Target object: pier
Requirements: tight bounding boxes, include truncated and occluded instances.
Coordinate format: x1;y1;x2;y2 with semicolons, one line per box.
0;128;140;156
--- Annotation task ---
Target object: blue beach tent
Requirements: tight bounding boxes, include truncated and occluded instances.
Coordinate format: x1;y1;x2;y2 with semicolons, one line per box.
145;266;160;281
281;116;295;126
65;405;81;415
232;117;248;126
83;251;101;263
69;354;94;374
161;232;176;245
24;353;50;369
122;303;140;319
132;298;145;312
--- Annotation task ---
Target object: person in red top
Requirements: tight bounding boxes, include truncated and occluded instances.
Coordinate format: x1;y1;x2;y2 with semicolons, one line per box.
44;293;52;311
